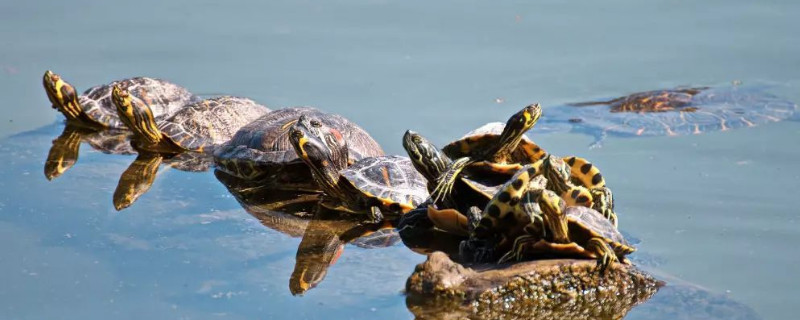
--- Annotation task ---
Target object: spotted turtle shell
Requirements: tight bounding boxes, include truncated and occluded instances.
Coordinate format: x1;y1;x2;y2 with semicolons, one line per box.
442;122;545;164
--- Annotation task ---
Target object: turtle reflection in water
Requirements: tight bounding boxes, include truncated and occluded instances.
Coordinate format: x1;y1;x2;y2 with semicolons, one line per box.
546;86;798;147
109;85;271;210
214;170;400;296
44;125;136;180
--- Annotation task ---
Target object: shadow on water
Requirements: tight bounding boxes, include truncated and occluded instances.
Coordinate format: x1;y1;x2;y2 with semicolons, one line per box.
0;120;770;319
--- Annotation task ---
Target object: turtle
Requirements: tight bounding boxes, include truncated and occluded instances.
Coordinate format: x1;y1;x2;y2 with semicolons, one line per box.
431;104;546;203
110;85;270;153
459;164;551;263
213;107;385;191
289;114;428;221
401;130;508;236
42;70;198;130
43;125;136;180
505;189;635;273
542;85;799;147
544;155;618;225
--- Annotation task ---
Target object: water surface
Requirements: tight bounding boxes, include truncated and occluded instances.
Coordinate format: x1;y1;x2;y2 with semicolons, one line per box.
2;0;800;319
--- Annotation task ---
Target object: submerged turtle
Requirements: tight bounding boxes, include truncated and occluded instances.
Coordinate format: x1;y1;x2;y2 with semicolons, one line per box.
111;85;270;153
289;115;428;221
431;104;546;203
42;70;197;130
545;85;799;147
44;125;136;180
213;107;384;190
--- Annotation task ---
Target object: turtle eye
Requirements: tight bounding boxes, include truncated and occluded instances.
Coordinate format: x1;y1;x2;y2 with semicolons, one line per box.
310;120;322;127
412;136;422;144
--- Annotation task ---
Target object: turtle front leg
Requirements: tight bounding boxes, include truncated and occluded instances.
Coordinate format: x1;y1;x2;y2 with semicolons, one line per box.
586;237;618;274
431;157;472;203
498;234;539;263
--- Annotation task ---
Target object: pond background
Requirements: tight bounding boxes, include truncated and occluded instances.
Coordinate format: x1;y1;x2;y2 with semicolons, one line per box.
1;0;799;319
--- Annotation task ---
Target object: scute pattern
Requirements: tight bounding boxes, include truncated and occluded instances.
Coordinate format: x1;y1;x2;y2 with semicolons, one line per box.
214;107;384;179
566;206;627;245
81;77;198;129
159;96;270;151
341;156;428;209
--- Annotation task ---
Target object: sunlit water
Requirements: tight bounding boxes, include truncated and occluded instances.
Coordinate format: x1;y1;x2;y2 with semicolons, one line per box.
2;0;799;319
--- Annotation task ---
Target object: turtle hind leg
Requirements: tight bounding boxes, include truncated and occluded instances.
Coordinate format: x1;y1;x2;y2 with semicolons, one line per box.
498;235;540;263
586;237;618;274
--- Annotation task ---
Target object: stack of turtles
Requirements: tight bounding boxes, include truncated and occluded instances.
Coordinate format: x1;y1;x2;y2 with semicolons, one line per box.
401;104;630;271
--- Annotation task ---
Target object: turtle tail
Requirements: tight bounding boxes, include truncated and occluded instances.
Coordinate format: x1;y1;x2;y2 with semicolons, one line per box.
431;157;472;204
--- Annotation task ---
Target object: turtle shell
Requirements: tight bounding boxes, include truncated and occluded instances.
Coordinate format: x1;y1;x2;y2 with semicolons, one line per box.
340;156;429;214
443;122;546;165
213;107;385;182
565;206;631;250
81;77;198;129
158;96;270;152
547;85;799;139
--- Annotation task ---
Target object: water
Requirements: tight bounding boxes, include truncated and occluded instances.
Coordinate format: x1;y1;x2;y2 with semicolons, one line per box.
2;0;799;319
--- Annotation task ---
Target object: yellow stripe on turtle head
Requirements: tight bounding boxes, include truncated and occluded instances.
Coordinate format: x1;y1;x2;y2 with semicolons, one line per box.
43;71;82;120
112;84;162;144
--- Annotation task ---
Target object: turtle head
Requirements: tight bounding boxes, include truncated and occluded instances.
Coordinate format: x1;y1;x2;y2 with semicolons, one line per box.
290;115;349;195
43;70;82;120
495;103;542;156
541;155;570;193
402;130;450;184
538;189;569;243
111;84;162;144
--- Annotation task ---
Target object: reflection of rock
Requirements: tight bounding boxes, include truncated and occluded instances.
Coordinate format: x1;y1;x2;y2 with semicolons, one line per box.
406;252;661;320
626;271;763;320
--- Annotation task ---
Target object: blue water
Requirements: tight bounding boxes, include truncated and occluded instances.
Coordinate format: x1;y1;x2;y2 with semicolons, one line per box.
2;0;800;319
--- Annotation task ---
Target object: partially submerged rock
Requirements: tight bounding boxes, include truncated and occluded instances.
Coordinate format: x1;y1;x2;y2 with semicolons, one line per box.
406;251;662;319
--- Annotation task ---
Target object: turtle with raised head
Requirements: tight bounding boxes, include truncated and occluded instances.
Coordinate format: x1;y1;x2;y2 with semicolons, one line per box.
402;130;507;236
214;107;384;191
289;115;428;221
42;70;197;130
544;85;799;147
431;104;546;203
111;85;270;153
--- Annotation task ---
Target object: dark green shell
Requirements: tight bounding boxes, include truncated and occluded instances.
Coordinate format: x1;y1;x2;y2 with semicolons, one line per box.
159;96;270;151
340;156;429;213
566;206;630;248
213;107;384;181
81;77;198;129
